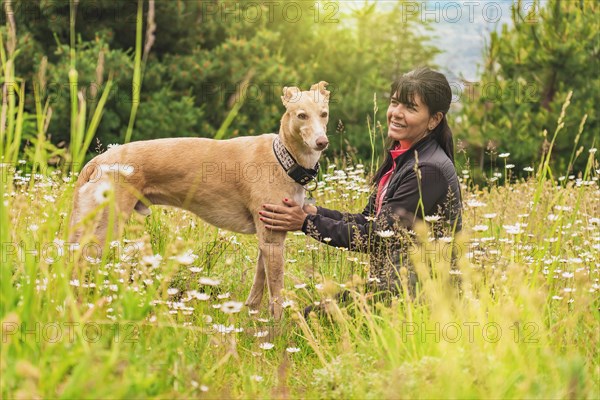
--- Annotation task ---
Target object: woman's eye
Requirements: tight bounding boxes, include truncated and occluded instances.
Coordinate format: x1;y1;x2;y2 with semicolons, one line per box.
320;112;328;118
297;113;308;120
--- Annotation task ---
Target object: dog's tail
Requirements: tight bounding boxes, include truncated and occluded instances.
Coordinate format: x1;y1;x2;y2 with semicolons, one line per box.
68;161;103;241
69;158;145;243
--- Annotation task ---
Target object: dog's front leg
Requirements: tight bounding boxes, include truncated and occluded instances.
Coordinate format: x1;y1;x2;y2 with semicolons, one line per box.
245;249;266;310
258;234;286;320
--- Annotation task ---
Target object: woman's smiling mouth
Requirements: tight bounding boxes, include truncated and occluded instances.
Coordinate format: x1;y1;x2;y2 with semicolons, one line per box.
390;121;407;129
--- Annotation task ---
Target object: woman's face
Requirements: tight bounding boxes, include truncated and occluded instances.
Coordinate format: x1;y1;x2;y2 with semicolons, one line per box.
387;92;437;148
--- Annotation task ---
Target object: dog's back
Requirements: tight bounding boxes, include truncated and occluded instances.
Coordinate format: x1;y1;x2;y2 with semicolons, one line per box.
69;134;296;237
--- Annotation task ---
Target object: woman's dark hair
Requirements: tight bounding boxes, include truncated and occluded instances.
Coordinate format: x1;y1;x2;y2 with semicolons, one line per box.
372;67;455;184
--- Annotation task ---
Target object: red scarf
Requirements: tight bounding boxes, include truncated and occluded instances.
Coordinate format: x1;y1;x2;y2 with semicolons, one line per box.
376;145;409;215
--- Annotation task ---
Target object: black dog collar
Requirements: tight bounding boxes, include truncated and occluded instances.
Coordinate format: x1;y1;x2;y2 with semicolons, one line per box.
272;136;319;186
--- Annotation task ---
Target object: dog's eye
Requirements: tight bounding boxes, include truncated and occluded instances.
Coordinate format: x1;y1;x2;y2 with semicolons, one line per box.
320;112;328;118
297;113;308;120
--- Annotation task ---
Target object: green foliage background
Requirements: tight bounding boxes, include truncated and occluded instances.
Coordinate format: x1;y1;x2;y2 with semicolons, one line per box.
2;0;437;162
1;0;598;173
454;0;598;176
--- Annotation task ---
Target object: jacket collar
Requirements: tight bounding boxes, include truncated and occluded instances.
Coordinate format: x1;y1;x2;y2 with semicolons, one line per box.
405;133;436;152
392;134;436;162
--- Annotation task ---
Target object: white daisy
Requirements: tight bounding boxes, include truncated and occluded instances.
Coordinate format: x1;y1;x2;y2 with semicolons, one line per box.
472;225;488;232
294;283;307;289
282;300;295;308
221;301;243;314
142;254;162;268
92;181;113;204
186;290;210;301
259;342;274;350
376;230;395;238
466;200;486;208
199;277;221;286
424;215;441;223
174;252;196;265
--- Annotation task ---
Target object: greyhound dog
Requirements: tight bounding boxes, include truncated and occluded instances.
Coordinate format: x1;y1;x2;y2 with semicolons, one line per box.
69;82;330;319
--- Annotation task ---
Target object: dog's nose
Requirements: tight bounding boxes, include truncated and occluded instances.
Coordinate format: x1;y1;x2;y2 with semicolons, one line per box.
316;136;329;150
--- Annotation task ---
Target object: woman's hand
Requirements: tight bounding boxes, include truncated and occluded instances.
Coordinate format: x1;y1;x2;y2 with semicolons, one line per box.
259;198;308;231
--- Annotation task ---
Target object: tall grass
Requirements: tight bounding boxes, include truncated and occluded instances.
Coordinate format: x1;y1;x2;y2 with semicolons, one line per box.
0;0;18;165
66;0;116;171
123;0;144;145
367;92;378;177
214;68;255;140
124;0;155;144
1;146;598;398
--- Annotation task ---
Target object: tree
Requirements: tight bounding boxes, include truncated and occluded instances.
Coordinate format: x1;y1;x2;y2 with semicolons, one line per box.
455;0;599;176
2;0;439;163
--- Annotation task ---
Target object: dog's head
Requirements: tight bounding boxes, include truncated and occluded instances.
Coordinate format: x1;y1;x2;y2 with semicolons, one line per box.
281;81;330;152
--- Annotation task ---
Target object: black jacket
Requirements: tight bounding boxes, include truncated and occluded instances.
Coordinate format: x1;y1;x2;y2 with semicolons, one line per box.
302;134;462;253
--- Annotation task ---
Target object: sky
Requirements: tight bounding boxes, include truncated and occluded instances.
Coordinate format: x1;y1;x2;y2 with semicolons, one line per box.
419;0;516;81
338;0;529;81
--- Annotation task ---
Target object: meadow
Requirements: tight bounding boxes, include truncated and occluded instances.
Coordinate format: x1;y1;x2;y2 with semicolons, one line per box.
1;141;599;398
1;1;599;397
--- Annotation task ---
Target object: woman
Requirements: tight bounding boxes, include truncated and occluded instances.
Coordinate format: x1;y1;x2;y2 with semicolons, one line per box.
258;67;462;295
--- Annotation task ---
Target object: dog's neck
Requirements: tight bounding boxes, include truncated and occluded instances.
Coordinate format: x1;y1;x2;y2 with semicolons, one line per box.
279;115;321;169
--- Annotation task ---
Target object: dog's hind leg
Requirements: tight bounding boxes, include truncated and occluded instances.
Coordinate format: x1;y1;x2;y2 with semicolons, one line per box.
245;250;266;310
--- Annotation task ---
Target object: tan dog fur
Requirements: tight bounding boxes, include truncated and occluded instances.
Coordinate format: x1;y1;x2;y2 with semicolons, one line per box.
69;82;330;319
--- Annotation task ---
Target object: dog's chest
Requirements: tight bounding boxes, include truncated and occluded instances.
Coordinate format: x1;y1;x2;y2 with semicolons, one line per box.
291;188;306;207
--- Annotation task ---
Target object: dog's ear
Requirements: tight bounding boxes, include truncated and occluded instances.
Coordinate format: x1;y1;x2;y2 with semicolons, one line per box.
281;86;301;107
310;81;330;103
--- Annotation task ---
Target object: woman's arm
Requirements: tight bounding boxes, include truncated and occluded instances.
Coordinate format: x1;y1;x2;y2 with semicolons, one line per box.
259;193;375;233
309;191;377;224
301;163;450;250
